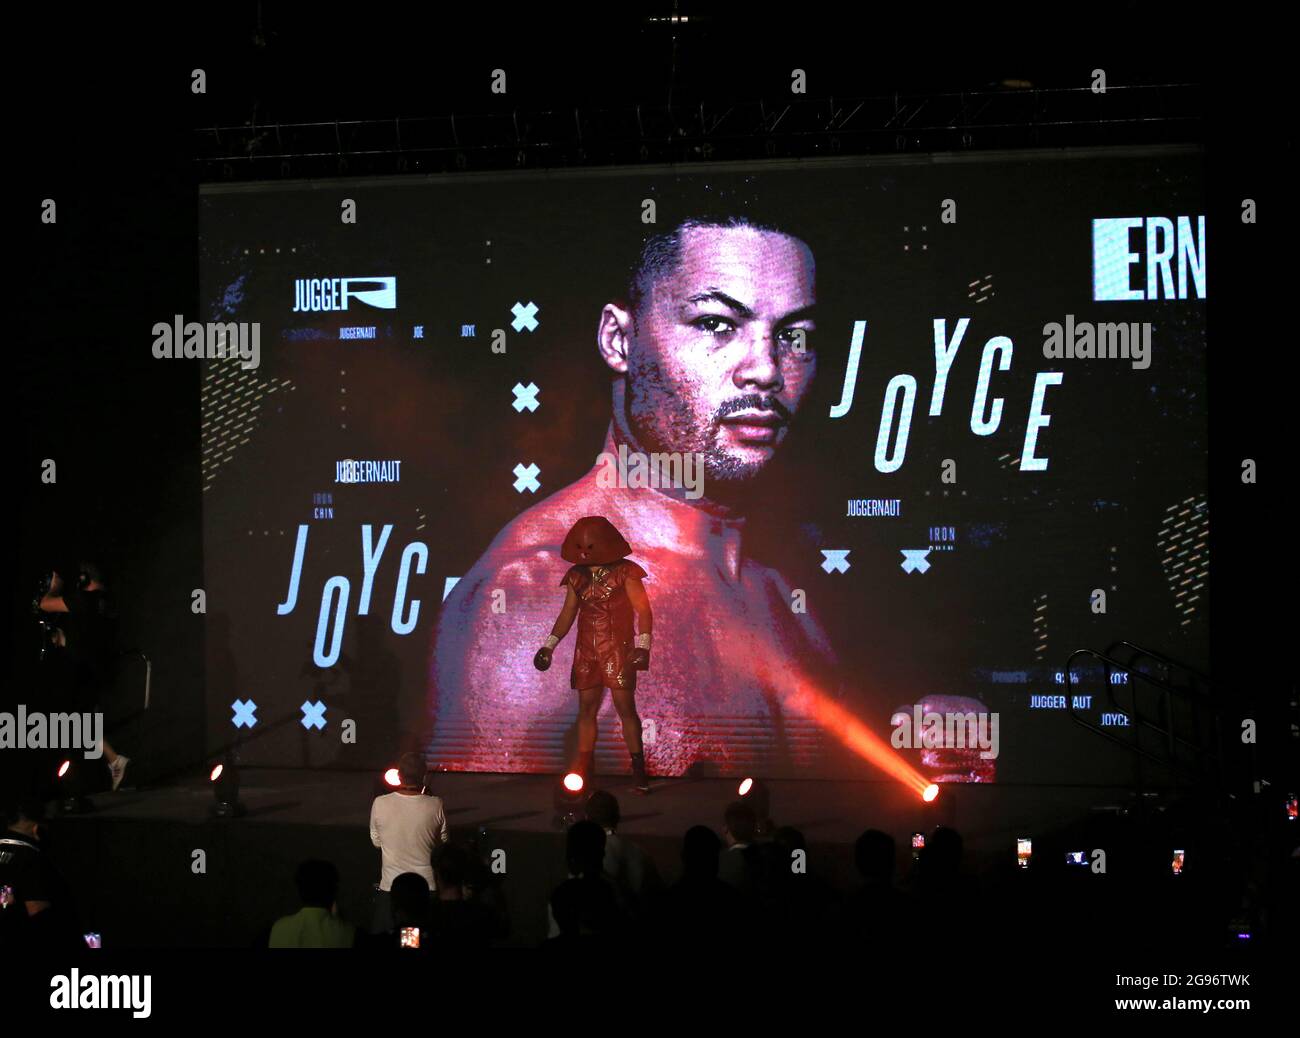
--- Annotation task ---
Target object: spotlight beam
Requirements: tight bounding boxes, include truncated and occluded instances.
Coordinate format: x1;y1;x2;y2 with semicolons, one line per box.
785;679;933;797
708;612;935;799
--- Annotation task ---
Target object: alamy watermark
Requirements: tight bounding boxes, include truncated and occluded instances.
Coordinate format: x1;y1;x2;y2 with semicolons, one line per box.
1042;315;1150;370
50;970;151;1018
0;706;104;759
890;705;1000;760
152;316;261;370
595;443;705;500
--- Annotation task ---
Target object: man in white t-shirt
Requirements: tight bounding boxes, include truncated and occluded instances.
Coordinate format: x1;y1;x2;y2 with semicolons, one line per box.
369;752;449;933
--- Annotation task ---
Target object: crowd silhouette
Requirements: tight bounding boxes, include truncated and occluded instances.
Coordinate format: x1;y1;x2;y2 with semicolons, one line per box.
3;786;1291;955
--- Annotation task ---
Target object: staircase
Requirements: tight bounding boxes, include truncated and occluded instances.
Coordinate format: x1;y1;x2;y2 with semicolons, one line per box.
1065;639;1234;810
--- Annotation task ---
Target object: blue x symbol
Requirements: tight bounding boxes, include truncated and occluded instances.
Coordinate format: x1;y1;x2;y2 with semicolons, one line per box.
901;549;932;574
512;382;540;412
231;699;258;728
820;549;851;574
511;301;539;332
513;462;541;493
300;700;327;731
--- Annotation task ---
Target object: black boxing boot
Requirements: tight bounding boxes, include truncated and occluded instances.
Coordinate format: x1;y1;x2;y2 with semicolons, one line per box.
630;751;650;795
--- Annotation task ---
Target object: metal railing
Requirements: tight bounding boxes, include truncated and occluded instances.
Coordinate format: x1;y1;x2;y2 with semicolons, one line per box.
193;83;1203;181
1065;641;1221;800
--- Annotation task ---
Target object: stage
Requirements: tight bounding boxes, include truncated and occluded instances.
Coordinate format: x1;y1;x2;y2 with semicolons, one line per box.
48;768;1142;947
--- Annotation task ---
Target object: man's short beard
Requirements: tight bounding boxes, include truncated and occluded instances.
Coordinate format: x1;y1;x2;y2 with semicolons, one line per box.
622;383;769;492
699;441;765;484
622;348;786;501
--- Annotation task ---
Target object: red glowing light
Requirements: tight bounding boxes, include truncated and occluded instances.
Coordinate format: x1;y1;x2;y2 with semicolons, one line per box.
383;768;402;787
209;764;224;782
922;784;939;802
738;777;754;796
563;772;584;793
782;677;933;797
57;760;71;779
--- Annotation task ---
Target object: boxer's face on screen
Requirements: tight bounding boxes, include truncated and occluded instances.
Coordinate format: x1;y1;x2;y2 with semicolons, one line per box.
622;224;817;485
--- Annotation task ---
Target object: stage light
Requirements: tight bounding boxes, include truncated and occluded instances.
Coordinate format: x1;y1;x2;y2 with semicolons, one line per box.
737;777;773;834
733;650;932;797
383;767;402;787
922;784;939;803
210;754;245;819
552;772;587;829
55;758;92;814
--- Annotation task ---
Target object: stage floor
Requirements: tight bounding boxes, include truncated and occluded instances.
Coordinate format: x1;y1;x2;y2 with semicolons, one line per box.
61;770;1149;863
72;766;1138;846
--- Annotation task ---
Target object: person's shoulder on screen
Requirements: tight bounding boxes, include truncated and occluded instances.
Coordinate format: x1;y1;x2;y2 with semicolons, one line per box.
451;546;567;601
482;467;611;556
449;470;611;590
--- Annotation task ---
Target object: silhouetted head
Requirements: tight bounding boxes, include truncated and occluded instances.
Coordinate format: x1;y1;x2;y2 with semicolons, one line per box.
854;829;896;884
294;859;340;909
397;752;426;789
4;798;46;837
561;516;632;566
566;819;607;878
391;871;431;921
918;826;963;882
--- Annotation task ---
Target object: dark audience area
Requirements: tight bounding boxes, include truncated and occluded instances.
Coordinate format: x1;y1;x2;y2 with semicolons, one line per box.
4;787;1292;957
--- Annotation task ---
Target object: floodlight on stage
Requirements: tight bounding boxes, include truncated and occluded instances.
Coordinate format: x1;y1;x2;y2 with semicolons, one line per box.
923;784;939;803
383;767;402;787
210;754;245;819
777;669;935;798
56;758;92;815
737;777;773;831
552;772;587;829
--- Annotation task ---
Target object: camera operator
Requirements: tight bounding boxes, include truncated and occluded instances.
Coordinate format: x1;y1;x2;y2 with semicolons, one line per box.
34;561;130;790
